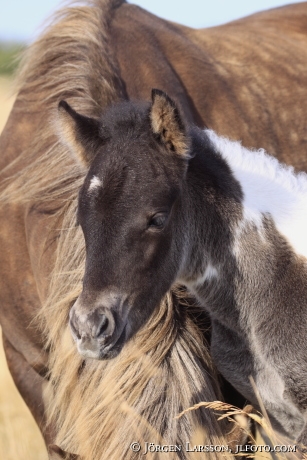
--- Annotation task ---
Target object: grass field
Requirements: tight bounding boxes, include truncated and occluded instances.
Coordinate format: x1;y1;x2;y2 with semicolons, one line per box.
0;77;15;132
0;43;24;76
0;77;48;460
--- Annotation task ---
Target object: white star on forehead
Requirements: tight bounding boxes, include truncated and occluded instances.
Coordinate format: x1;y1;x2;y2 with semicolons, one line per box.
88;175;103;192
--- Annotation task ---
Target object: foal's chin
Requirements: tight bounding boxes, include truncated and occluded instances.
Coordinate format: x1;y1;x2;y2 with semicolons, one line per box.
74;326;127;360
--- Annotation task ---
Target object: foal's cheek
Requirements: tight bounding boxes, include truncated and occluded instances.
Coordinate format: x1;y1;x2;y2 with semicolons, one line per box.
141;234;172;272
143;239;159;262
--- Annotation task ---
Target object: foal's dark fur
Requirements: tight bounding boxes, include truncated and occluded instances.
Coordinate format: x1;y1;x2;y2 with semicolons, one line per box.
58;89;307;443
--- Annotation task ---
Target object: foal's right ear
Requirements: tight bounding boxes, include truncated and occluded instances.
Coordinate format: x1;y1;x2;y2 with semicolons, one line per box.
150;89;191;159
57;101;102;168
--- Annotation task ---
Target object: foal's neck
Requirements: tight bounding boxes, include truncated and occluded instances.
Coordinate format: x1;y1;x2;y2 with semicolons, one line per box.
182;129;307;327
206;129;307;261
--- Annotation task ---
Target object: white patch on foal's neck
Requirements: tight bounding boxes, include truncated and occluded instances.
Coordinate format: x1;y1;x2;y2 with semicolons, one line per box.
206;129;307;259
196;263;219;285
183;262;219;291
88;175;102;192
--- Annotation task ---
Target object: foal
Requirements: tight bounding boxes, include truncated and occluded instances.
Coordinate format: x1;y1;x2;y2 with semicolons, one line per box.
58;89;307;443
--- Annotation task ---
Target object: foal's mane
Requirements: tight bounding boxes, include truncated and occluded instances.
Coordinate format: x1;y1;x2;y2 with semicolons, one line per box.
0;1;233;458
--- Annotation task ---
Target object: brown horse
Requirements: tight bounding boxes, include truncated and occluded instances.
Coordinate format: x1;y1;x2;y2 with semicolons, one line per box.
1;0;307;458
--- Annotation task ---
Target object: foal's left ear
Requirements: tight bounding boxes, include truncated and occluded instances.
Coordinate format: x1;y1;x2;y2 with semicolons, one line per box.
150;89;190;159
57;101;102;168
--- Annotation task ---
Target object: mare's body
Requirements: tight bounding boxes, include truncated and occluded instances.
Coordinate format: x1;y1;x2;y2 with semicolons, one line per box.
1;0;307;453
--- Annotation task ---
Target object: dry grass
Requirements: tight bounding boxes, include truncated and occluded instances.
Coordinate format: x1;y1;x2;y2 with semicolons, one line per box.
0;77;15;132
178;400;304;460
0;78;48;460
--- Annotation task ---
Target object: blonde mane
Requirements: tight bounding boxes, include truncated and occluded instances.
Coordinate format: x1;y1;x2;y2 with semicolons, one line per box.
0;1;233;458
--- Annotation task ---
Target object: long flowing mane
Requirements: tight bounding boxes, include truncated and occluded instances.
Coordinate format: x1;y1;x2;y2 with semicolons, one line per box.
0;1;233;458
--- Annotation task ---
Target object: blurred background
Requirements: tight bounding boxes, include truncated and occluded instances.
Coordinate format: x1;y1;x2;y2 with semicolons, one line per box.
0;1;305;459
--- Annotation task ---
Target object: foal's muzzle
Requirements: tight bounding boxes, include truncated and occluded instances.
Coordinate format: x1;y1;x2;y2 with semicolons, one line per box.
69;303;126;359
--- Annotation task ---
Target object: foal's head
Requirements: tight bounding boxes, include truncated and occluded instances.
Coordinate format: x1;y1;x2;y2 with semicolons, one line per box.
58;90;193;358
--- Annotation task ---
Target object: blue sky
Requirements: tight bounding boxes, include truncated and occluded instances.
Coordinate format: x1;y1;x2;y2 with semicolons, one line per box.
0;0;305;42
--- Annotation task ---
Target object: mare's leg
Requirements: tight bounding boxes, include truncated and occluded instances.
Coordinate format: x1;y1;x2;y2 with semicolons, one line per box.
3;337;80;460
2;334;55;447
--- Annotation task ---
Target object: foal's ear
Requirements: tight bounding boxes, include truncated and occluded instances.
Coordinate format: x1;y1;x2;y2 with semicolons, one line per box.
57;101;102;167
150;89;190;159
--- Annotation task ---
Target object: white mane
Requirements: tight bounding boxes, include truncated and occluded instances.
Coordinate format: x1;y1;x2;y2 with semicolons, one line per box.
206;129;307;259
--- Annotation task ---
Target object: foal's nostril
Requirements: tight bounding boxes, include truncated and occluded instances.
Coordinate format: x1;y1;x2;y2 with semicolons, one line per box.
69;310;81;340
96;314;109;338
70;303;116;345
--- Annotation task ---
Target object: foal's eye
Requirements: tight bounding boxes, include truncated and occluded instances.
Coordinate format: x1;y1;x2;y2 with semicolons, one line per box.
148;213;168;230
